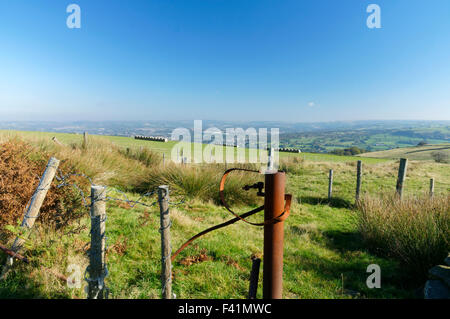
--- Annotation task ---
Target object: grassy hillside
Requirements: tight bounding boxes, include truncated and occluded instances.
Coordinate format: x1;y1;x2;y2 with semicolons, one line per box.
359;143;450;161
0;130;448;299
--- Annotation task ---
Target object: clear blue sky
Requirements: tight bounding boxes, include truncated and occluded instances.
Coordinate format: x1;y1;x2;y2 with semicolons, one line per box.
0;0;449;122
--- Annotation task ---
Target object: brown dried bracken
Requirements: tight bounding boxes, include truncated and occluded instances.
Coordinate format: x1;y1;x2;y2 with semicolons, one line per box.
179;249;211;266
0;139;86;234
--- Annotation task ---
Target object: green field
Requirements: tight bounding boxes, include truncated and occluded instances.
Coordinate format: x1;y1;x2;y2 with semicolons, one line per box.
359;143;450;161
281;126;449;153
0;130;448;299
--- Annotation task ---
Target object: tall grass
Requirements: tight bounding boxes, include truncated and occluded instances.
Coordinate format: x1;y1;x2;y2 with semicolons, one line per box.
0;133;161;191
357;193;450;281
142;163;262;206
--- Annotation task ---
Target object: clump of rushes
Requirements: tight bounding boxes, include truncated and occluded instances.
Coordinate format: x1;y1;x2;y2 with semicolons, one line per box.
357;193;450;281
143;163;262;206
279;156;304;175
119;146;162;167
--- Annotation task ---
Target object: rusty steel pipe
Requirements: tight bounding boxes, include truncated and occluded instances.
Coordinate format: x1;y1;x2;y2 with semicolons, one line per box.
263;171;286;299
0;244;29;264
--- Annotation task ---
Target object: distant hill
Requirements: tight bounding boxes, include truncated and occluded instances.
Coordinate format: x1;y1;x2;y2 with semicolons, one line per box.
358;143;450;161
0;120;448;154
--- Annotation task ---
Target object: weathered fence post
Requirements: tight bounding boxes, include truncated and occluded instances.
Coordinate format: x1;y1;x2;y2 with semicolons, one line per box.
328;169;333;201
2;157;60;276
88;185;108;299
162;153;165;168
83;131;88;148
52;136;64;146
355;161;362;202
248;257;261;299
158;185;172;299
429;178;435;198
396;158;408;199
263;171;286;299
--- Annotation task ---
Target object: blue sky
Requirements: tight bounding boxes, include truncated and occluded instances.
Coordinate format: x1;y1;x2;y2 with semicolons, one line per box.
0;0;449;122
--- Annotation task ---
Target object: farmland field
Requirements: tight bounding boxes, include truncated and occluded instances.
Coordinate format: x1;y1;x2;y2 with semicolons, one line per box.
358;143;450;161
0;131;448;299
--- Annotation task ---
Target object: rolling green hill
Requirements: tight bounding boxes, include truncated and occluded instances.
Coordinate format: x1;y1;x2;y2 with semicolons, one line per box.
359;143;450;161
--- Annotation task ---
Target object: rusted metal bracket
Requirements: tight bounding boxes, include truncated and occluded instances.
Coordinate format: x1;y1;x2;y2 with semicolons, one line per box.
243;182;265;197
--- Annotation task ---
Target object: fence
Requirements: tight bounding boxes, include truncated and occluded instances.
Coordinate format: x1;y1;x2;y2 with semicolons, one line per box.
0;153;444;299
323;158;438;204
0;157;181;299
0;154;296;299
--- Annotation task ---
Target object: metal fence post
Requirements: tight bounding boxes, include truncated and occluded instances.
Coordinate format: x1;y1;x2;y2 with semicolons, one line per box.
248;257;261;299
88;185;108;299
158;185;172;299
263;171;286;299
396;158;408;199
328;169;333;201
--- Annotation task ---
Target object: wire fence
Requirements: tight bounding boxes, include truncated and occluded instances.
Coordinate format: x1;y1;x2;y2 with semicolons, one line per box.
0;161;185;299
53;170;183;299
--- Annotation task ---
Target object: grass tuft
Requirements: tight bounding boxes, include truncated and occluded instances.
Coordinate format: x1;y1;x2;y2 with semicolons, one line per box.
357;193;450;281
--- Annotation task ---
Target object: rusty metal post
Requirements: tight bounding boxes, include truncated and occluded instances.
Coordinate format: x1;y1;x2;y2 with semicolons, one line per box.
263;171;286;299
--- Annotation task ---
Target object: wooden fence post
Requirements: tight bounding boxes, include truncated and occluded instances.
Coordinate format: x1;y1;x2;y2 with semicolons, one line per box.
396;158;408;199
158;185;172;299
162;153;165;168
2;157;60;276
83;132;88;148
52;136;64;146
355;161;362;202
328;169;333;201
88;185;108;299
248;257;261;299
429;178;435;198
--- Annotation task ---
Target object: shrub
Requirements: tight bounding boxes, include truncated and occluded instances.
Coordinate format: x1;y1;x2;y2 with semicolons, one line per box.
357;194;450;281
279;156;304;175
330;147;366;156
431;151;449;163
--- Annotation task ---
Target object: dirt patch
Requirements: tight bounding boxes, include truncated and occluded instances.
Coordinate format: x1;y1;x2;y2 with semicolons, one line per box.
221;255;245;271
179;249;211;266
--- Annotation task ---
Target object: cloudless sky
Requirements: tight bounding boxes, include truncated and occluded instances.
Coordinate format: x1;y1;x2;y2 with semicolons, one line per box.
0;0;449;122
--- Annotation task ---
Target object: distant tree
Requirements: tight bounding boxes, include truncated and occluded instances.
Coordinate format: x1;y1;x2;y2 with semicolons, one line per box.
417;141;428;146
431;151;449;163
329;147;366;156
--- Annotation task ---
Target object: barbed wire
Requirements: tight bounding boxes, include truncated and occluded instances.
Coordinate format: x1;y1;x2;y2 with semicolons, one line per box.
53;170;182;299
4;165;182;298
